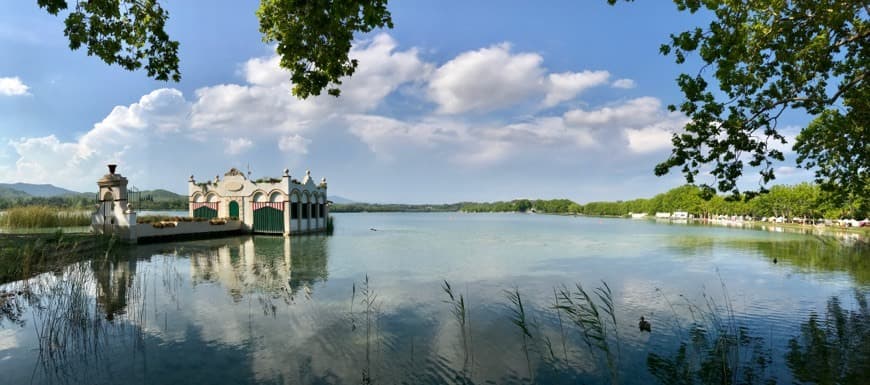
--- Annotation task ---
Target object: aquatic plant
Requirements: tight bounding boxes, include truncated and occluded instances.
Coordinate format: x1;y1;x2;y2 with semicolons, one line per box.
647;276;779;385
358;275;382;384
552;287;570;363
442;279;474;377
505;286;535;382
555;281;621;384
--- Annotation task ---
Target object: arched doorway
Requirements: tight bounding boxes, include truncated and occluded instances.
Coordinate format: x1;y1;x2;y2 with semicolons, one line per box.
229;201;239;219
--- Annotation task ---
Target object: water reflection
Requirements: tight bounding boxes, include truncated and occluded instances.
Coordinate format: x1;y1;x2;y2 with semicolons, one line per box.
188;236;329;303
0;218;868;384
786;292;870;384
667;235;870;285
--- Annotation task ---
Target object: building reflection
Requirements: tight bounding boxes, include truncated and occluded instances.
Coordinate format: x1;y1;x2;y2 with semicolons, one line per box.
189;236;329;302
92;258;137;321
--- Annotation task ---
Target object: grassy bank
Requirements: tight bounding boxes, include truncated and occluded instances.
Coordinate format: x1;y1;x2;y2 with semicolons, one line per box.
0;206;90;229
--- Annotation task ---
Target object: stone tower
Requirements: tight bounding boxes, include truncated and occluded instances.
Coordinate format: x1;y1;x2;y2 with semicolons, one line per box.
92;164;137;241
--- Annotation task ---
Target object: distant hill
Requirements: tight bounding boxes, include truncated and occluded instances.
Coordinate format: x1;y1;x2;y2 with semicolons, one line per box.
0;183;83;197
0;186;32;199
329;195;355;204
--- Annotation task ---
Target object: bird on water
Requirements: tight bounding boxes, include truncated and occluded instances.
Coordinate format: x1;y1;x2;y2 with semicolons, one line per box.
639;316;651;332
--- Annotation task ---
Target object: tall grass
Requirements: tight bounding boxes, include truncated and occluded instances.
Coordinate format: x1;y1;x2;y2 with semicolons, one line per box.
442;279;473;378
647;280;778;385
556;281;621;384
0;206;90;228
505;287;535;382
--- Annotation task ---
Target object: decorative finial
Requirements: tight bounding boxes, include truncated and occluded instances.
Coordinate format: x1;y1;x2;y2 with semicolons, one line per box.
306;169;311;176
189;175;195;182
214;175;220;183
108;164;117;175
283;168;290;177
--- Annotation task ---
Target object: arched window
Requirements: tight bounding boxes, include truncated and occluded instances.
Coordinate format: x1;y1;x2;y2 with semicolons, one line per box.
269;191;283;203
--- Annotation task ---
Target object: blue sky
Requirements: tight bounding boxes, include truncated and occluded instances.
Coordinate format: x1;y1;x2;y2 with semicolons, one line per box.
0;1;813;203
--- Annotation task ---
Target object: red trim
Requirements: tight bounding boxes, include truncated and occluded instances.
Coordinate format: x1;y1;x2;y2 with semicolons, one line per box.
191;202;219;210
252;202;285;211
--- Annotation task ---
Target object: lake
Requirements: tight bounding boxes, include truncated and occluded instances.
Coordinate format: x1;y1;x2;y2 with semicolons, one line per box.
1;213;867;384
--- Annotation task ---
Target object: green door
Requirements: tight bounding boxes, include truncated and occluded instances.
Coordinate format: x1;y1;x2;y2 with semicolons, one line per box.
229;201;239;219
193;206;218;219
253;206;284;233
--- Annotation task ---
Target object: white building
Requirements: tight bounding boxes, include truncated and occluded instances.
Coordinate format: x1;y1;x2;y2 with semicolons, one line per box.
189;168;328;235
672;211;689;219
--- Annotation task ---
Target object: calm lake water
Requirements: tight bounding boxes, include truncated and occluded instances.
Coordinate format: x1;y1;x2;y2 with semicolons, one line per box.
1;213;868;384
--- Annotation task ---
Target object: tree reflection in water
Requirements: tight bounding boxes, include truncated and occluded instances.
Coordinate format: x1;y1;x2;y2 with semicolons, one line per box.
786;292;870;385
2;234;868;385
647;291;869;385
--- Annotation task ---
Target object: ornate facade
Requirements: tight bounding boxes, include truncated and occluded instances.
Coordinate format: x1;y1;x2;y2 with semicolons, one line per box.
188;168;328;235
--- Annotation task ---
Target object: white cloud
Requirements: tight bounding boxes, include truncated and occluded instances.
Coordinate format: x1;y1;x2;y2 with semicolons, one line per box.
428;43;545;114
775;166;798;175
564;97;662;128
278;134;311;154
428;43;611;114
192;33;430;134
347;115;464;156
543;71;610;107
0;33;699;195
0;76;29;96
0;88;191;189
225;137;253;155
624;123;675;154
611;78;636;89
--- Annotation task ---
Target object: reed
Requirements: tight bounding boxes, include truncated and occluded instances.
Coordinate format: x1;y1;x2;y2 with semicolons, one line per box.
442;279;473;377
505;286;534;382
0;206;89;228
555;280;621;384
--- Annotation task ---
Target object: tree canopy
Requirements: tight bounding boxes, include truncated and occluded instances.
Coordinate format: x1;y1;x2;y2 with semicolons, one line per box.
647;0;868;196
38;0;181;81
37;0;392;96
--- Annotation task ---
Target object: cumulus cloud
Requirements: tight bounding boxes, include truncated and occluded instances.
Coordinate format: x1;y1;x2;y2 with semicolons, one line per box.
611;78;636;89
428;43;611;113
278;134;311;154
192;33;430;134
543;71;610;107
564;97;663;128
624;123;675;154
428;43;544;114
0;88;191;188
1;33;693;193
0;76;29;96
